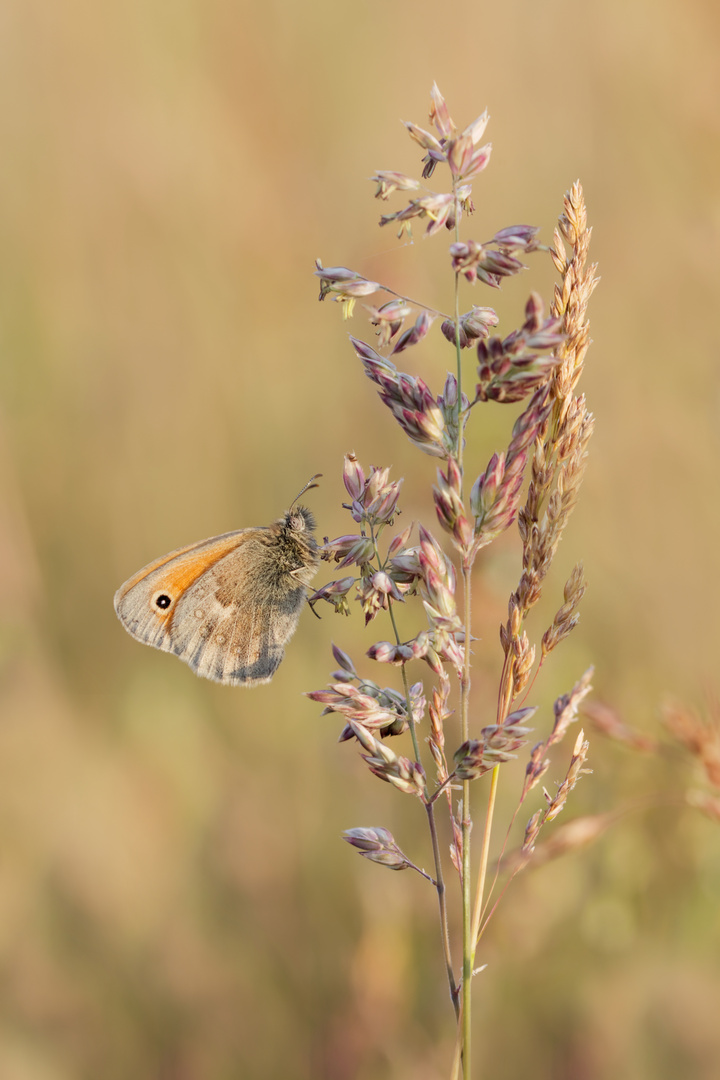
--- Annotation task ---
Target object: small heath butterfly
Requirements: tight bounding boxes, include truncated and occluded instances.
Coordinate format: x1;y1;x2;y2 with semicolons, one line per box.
114;476;321;686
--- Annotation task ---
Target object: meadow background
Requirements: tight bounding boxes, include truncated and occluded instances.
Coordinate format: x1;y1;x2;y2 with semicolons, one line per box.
0;0;719;1077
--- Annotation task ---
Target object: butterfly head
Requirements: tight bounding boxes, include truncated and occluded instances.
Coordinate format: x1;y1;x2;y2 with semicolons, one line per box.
283;505;316;535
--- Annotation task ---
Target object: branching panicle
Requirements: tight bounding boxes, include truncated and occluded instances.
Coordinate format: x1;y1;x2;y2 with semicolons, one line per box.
308;86;595;1079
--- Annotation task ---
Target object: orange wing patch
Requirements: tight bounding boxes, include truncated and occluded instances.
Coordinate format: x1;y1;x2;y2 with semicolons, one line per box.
115;532;250;627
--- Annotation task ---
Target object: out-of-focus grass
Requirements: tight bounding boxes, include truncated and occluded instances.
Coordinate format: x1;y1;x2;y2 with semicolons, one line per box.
0;1;718;1077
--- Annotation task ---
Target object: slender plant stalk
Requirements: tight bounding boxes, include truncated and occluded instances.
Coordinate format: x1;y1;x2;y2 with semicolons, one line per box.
427;800;460;1016
388;597;458;1009
461;563;472;1080
471;763;500;953
448;171;476;1078
451;1020;463;1080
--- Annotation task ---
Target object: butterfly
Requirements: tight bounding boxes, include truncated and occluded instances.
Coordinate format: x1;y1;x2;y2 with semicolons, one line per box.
114;476;321;686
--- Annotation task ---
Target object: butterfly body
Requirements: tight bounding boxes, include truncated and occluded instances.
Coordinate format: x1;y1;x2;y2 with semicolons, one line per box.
114;506;319;686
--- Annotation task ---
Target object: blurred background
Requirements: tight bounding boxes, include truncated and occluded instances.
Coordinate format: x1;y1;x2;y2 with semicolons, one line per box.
0;0;718;1077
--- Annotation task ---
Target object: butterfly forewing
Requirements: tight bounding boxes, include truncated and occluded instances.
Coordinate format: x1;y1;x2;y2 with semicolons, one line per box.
114;530;254;658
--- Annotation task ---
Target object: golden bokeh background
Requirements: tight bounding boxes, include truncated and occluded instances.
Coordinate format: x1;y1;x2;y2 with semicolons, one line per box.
1;0;719;1077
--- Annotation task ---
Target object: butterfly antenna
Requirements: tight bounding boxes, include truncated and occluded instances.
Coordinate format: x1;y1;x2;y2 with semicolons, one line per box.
289;473;322;509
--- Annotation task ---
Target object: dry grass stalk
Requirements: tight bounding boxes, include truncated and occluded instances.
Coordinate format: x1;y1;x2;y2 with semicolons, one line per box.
497;183;598;723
